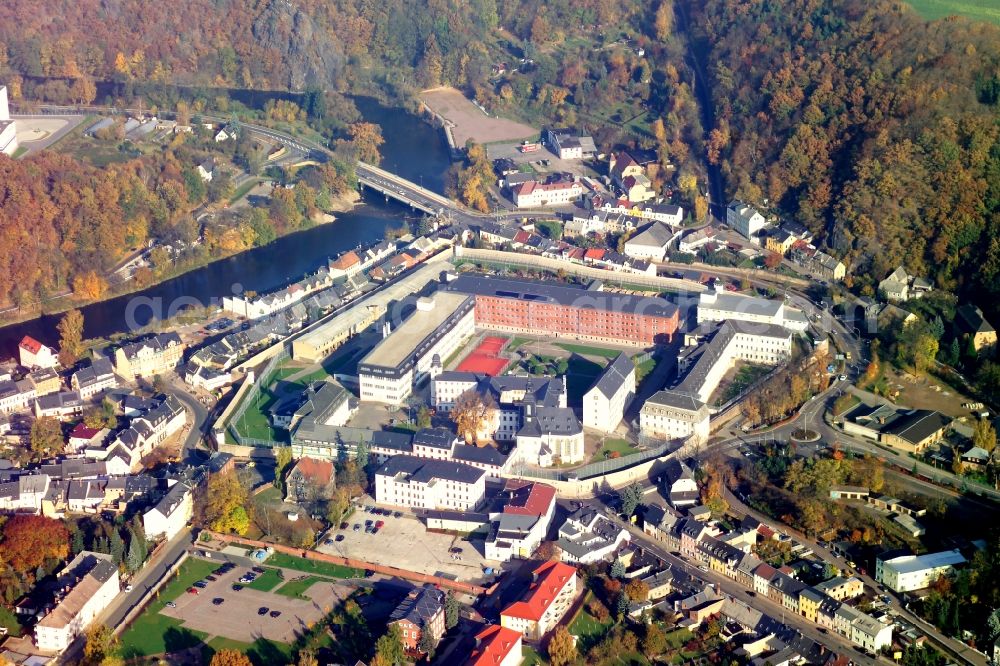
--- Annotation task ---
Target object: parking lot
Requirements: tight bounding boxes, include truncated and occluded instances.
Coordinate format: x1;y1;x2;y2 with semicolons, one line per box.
160;558;350;644
317;507;498;583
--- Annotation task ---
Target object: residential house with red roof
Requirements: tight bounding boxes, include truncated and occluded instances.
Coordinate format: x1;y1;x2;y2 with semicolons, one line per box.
328;250;362;278
19;336;57;370
67;424;109;455
284;457;336;504
485;480;557;562
500;560;577;640
512;180;584;208
467;625;522;666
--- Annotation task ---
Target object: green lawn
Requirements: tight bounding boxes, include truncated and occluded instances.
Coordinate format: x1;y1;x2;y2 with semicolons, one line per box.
554;342;624;359
905;0;1000;24
274;575;331;599
244;567;284;591
506;336;535;351
591;438;640;463
119;558;219;658
522;646;549;665
634;357;657;385
568;593;613;651
265;552;364;579
202;636;294;666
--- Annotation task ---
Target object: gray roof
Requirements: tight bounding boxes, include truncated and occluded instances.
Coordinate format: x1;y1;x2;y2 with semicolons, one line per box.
413;428;457;450
452;444;507;467
389;587;444;627
446;274;679;320
644;389;706;412
36;390;84;411
700;290;783;318
588;352;634;400
519;406;581;437
881;409;950;444
120;332;182;360
674;319;787;398
627;222;673;247
371;430;414;453
957;304;995;335
376;455;486;485
151;481;191;517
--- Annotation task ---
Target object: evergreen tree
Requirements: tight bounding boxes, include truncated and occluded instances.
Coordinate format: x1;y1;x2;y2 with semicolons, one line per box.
610;559;626;579
615;590;630;621
110;531;124;565
417;622;436;659
356;439;370;469
444;591;460;629
125;530;144;572
71;529;85;555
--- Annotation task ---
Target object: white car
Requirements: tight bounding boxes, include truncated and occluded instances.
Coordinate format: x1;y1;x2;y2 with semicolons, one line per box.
839;374;847;381
124;585;133;592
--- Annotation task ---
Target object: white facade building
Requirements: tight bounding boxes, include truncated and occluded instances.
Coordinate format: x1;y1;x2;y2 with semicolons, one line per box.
875;549;966;593
34;552;119;653
18;336;57;370
359;293;476;404
374;455;486;511
583;353;635;433
512;180;584;208
726;200;767;242
623;222;673;262
640;391;711;442
500;561;578;640
697;282;809;332
143;481;193;541
0;86;18;156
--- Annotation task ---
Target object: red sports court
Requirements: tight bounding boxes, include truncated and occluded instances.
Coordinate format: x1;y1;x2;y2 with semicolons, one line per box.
455;336;510;375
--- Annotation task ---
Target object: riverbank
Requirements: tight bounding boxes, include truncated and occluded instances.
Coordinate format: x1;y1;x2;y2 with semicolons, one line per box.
0;187;365;330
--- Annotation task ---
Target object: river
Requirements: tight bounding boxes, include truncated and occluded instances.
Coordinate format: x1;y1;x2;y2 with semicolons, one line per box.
0;95;454;356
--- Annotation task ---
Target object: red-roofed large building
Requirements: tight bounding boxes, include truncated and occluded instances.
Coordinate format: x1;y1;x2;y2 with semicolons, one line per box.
19;336;57;370
500;561;577;640
284;457;336;504
467;625;523;666
328;250;362;278
486;480;557;562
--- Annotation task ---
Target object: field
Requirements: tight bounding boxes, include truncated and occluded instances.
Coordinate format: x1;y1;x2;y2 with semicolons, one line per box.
420;86;538;145
591;438;639;463
243;567;283;591
905;0;1000;24
275;575;329;599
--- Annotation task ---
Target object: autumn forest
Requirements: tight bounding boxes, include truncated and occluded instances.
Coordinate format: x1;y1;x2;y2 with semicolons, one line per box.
0;0;998;310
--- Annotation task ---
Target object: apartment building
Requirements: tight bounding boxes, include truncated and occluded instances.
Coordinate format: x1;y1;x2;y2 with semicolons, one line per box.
71;358;118;399
500;561;578;640
114;333;185;379
388;587;445;654
34;552;119;652
467;625;523;666
374;455;486;511
485;481;557;562
556;507;631;564
19;336;57;370
142;481;193;541
726;200;767;242
512;180;585;208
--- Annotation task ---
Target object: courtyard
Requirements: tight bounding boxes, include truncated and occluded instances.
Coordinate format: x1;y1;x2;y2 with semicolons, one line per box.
316;507;497;583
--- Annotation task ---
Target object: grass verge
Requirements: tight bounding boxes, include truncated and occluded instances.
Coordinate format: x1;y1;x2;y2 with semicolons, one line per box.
266;552;364;579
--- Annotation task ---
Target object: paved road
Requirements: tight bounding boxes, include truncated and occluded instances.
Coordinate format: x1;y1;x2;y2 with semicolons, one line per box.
166;380;210;462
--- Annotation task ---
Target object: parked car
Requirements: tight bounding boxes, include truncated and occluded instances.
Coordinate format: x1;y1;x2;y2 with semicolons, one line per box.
372;527;380;535
212;598;224;606
340;522;349;530
335;534;345;542
257;607;269;615
187;588;199;595
393;511;402;518
193;581;208;588
449;547;463;554
353;524;361;532
375;520;385;529
252;567;265;574
165;601;177;608
269;610;282;618
206;575;217;581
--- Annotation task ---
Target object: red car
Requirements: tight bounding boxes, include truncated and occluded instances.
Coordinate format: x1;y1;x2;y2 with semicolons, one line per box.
375;520;385;529
187;587;199;595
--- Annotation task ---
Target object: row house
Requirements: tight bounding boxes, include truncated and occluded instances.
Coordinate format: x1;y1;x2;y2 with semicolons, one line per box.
0;379;36;413
89;395;186;472
71;358;117;399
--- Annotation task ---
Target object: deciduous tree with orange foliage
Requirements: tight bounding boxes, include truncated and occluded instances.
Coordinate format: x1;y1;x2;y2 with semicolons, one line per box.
0;515;69;574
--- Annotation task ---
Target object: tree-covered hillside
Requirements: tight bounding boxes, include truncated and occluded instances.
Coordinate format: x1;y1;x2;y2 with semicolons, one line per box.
683;0;1000;300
